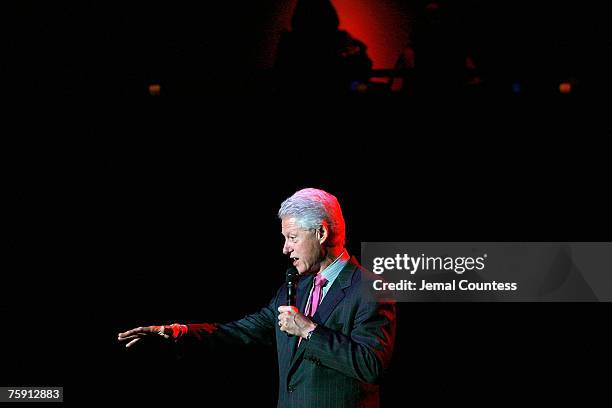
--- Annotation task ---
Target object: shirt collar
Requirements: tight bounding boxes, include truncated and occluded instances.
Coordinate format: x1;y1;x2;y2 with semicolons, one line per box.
320;249;349;281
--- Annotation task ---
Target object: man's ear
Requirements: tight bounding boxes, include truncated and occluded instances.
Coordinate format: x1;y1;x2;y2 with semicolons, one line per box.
317;224;329;244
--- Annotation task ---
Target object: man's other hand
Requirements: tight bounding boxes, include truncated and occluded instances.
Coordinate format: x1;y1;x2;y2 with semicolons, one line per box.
278;306;317;338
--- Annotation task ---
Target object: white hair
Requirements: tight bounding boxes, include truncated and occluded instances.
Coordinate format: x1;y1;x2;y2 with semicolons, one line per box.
278;188;346;248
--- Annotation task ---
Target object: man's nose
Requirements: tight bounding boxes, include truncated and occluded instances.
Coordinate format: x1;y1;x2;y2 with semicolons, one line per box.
283;241;292;255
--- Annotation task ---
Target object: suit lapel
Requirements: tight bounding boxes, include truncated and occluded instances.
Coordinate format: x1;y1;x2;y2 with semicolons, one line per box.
311;261;356;326
296;273;314;315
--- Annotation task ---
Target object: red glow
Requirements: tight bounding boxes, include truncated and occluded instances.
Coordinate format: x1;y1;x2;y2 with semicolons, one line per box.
559;82;572;94
148;83;161;96
333;0;408;69
188;323;219;341
266;0;410;69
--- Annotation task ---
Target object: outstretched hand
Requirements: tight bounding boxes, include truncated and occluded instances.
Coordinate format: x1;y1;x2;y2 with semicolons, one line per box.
117;325;167;348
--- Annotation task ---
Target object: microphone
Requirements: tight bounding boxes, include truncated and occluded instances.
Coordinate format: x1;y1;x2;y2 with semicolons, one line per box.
285;266;298;337
286;266;298;307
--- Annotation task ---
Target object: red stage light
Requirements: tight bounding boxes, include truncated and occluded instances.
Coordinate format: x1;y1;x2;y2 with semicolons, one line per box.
559;82;572;94
148;83;161;96
333;0;407;69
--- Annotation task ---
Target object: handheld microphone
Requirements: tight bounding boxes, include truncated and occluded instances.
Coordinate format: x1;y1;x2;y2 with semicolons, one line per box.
285;266;298;337
286;266;298;307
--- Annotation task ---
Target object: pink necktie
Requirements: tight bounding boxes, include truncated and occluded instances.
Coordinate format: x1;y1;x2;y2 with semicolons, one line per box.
299;274;327;346
306;274;328;318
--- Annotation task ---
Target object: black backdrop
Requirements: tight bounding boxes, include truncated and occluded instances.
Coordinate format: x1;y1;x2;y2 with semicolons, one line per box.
7;113;610;405
5;1;611;406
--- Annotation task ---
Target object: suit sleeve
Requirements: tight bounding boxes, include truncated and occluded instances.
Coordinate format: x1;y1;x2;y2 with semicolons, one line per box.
302;293;396;384
182;287;281;348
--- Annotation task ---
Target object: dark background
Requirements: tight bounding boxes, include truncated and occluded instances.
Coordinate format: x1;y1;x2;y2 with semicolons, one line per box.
5;1;611;406
5;0;611;98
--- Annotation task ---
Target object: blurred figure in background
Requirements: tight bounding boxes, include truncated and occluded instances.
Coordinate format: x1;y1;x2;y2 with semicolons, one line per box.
274;0;372;95
393;1;481;96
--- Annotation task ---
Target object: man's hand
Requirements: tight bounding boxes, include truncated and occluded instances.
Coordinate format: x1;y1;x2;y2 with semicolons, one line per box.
117;325;168;348
278;306;317;338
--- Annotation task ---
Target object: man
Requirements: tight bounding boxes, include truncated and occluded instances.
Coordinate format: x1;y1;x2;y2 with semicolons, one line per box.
118;188;396;407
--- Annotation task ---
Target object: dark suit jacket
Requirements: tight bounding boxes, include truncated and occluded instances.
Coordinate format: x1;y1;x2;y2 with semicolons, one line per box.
184;257;396;408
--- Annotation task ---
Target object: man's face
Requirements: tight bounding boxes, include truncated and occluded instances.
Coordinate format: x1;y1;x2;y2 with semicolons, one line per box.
281;217;323;275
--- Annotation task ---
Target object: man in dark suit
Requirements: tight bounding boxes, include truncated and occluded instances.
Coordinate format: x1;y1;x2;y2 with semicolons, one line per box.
118;188;396;407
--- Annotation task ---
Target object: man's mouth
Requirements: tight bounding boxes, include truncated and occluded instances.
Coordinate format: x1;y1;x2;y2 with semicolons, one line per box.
291;257;300;266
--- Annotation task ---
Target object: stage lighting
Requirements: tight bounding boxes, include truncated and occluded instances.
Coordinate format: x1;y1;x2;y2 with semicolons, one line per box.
148;83;162;96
